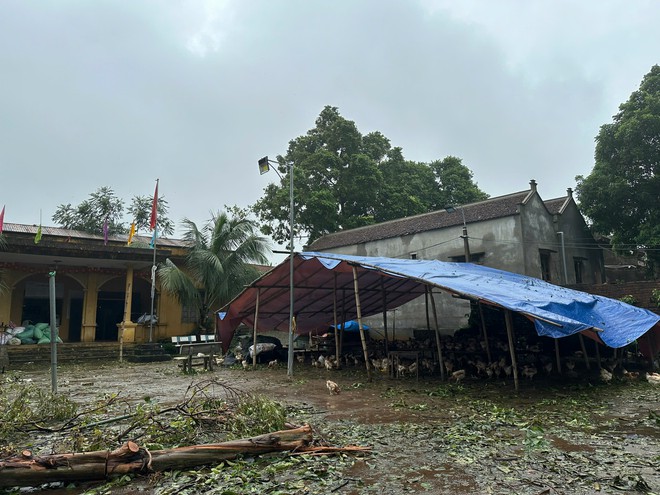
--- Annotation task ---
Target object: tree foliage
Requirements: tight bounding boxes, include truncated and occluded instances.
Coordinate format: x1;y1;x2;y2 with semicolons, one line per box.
576;65;660;275
52;187;174;237
158;211;270;331
252;106;488;245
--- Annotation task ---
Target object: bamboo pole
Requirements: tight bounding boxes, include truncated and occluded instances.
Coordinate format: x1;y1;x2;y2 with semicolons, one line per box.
578;333;590;370
504;309;519;391
252;289;260;367
428;288;445;381
554;338;562;375
381;279;389;356
333;274;340;364
478;302;492;363
352;266;372;382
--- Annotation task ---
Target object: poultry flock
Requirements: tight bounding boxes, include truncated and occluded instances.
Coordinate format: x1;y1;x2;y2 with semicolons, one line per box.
287;325;657;384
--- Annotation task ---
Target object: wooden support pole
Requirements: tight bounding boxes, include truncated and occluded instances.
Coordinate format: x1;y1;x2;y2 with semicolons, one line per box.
252;289;260;367
578;333;590;370
594;339;602;369
428;288;445;381
504;309;519;391
381;280;389;356
333;274;340;364
478;302;492;363
352;266;372;382
554;338;562;375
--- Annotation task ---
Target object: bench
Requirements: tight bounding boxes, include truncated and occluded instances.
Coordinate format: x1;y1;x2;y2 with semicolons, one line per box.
171;335;197;347
173;353;214;373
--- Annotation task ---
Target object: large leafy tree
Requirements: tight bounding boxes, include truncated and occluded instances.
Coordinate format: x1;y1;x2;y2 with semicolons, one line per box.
53;187;174;237
253;106;488;245
158;211;269;331
576;65;660;275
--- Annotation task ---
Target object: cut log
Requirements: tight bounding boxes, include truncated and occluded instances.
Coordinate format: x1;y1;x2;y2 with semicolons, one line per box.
0;425;313;488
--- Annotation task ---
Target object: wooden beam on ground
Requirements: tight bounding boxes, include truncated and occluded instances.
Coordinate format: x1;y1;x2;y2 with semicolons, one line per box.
0;426;314;488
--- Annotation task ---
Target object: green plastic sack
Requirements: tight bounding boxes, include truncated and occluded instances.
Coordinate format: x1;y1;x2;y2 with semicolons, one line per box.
17;326;34;339
34;326;44;340
37;336;51;344
35;322;49;331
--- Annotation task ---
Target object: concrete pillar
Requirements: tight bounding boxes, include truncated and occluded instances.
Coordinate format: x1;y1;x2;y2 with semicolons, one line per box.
81;274;99;342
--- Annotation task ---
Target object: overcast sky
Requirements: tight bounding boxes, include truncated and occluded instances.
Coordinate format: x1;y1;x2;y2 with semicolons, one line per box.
1;0;658;255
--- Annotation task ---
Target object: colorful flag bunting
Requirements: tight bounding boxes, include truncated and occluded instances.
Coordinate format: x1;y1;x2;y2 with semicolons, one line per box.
103;217;109;246
149;179;159;230
0;205;5;234
127;222;136;246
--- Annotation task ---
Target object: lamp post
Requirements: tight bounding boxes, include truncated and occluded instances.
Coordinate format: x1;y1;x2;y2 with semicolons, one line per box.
259;156;295;377
445;205;470;262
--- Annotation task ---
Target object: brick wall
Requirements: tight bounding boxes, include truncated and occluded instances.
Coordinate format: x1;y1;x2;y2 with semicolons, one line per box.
570;280;660;314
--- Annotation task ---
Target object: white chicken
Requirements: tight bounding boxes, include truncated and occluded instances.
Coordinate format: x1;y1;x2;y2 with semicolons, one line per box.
268;359;278;368
599;368;613;382
326;379;341;395
646;372;660;385
449;369;466;382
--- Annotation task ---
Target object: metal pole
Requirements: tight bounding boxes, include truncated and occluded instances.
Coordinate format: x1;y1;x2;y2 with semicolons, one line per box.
557;231;568;284
287;162;295;377
49;270;58;394
149;240;156;343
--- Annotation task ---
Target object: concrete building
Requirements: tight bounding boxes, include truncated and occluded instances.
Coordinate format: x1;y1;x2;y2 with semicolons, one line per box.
306;180;605;335
0;223;195;343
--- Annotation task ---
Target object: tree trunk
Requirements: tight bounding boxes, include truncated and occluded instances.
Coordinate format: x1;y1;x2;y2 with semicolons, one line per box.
0;425;313;488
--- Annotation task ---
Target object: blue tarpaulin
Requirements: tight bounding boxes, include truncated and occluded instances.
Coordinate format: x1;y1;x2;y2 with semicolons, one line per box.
217;252;659;353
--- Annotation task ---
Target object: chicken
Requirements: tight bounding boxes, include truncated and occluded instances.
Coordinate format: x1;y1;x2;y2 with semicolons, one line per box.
646;372;660;385
268;359;278;368
599;368;613;382
324;358;334;370
521;365;537;380
565;360;575;372
296;353;305;364
408;361;418;374
449;369;466;382
241;359;250;370
326;379;341;395
622;369;639;380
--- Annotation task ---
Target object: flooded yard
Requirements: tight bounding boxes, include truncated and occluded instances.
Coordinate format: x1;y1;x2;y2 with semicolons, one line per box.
1;359;659;494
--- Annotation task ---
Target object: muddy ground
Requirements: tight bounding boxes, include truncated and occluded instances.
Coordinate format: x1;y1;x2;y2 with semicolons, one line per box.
2;359;659;495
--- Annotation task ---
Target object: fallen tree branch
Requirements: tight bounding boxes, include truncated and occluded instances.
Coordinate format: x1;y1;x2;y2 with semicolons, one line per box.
0;425;315;488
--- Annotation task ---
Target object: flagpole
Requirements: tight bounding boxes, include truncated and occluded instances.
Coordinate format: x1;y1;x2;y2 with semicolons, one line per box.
149;233;156;343
148;179;159;343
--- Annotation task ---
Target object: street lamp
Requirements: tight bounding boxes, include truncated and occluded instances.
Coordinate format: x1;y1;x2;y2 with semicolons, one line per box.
259;156;295;377
445;205;471;262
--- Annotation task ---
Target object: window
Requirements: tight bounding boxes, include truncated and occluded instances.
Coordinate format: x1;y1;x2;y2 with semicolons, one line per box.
449;253;485;263
539;251;552;281
181;302;198;324
573;258;585;284
410;253;417;260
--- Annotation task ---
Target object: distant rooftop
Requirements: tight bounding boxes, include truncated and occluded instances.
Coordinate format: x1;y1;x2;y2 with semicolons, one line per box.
308;182;571;251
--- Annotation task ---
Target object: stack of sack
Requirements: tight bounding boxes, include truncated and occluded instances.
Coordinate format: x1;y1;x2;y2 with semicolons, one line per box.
11;323;63;345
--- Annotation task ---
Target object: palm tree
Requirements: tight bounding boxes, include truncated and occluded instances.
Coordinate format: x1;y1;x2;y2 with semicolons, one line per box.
158;211;270;333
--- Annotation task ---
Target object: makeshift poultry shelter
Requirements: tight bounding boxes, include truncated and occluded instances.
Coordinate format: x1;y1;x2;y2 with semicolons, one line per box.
217;252;660;389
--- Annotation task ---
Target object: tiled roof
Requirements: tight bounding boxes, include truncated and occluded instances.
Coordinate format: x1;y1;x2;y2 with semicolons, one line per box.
307;190;535;251
544;196;569;215
1;222;190;248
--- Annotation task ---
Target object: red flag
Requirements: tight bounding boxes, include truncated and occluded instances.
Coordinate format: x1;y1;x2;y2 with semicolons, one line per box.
0;205;4;234
149;179;159;230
